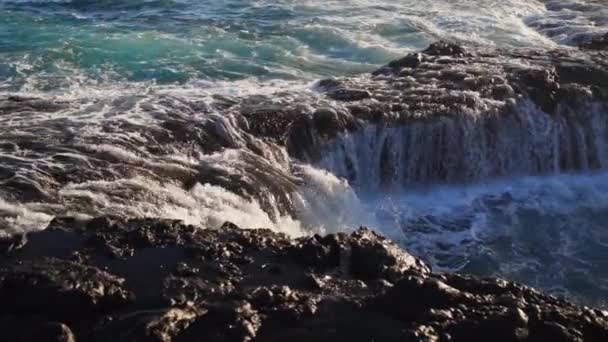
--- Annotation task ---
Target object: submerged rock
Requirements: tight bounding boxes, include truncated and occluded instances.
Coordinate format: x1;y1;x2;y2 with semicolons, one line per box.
1;217;606;341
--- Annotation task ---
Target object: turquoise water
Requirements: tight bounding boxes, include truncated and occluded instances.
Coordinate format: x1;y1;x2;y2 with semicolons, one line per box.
0;0;557;92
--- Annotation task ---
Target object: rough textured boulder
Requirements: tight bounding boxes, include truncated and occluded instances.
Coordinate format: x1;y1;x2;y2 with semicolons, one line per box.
0;258;132;320
1;217;607;341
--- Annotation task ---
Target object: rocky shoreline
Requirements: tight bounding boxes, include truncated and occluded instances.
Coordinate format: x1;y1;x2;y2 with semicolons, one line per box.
1;40;608;340
0;217;606;341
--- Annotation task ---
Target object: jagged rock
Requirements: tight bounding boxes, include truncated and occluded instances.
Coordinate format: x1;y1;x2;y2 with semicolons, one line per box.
0;96;68;115
0;233;27;254
325;88;371;102
312;107;345;137
422;41;469;56
374;275;477;321
0;258;133;320
387;52;423;69
31;322;77;342
1;42;608;340
84;216;201;258
0;217;606;341
173;301;261;342
289;228;428;279
288;44;608;186
580;33;608;51
88;307;204;342
349;228;430;280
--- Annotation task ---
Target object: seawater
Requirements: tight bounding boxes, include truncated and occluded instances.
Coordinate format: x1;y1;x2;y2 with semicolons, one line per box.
362;172;608;307
1;0;563;92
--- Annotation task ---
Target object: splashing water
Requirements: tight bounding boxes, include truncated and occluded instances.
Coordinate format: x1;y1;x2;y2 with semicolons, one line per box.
360;172;608;307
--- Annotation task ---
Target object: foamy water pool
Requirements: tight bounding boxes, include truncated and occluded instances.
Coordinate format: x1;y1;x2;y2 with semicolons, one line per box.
358;172;608;307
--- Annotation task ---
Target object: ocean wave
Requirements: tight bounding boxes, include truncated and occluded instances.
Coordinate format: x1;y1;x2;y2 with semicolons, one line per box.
5;0;603;92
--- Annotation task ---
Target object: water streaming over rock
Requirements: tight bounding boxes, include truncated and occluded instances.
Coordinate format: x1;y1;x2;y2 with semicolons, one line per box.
317;101;608;190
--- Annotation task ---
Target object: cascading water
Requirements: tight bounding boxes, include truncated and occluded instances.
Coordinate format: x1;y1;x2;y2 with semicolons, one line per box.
307;98;608;306
317;100;608;189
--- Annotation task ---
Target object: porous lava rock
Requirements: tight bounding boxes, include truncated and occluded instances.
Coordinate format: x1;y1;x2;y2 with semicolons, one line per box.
1;217;607;341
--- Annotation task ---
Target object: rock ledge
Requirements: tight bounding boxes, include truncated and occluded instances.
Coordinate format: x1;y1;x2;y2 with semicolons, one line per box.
1;217;607;341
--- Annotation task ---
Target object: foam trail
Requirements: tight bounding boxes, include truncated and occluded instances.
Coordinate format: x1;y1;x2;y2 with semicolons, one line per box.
54;176;306;236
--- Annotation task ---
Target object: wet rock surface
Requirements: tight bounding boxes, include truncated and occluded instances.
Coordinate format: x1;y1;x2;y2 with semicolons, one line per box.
1;42;608;341
1;217;607;341
294;42;608;187
1;42;608;228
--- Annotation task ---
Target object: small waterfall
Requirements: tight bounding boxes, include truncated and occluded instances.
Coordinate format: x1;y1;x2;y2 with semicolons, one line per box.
314;100;608;190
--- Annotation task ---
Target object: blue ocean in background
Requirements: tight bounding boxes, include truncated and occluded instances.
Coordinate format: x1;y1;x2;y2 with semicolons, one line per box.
0;0;576;92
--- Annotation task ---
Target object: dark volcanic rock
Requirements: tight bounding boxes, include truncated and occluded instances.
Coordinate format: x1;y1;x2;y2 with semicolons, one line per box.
283;42;608;186
89;307;203;342
387;52;423;69
422;41;469;56
1;42;608;340
0;258;133;320
0;217;607;341
581;33;608;51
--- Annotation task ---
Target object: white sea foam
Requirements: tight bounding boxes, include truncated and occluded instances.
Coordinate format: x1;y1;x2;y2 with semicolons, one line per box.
47;164;375;238
292;164;376;235
362;171;608;304
55;175;306;236
0;198;54;236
